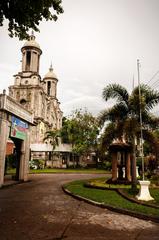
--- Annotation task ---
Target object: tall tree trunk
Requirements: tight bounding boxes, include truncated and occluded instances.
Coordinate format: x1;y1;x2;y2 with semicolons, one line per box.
112;152;117;181
125;152;131;181
131;135;137;191
51;151;54;168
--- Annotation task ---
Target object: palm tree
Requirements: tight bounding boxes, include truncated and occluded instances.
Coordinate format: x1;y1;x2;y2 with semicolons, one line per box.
44;129;60;167
99;83;159;190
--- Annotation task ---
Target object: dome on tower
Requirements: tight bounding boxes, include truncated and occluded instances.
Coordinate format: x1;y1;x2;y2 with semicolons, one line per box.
44;64;58;80
23;32;41;50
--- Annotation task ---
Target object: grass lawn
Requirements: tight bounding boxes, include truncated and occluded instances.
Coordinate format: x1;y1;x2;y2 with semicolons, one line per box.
89;178;159;206
150;189;159;205
6;168;109;174
123;188;159;206
7;168;110;175
29;168;108;174
64;179;159;218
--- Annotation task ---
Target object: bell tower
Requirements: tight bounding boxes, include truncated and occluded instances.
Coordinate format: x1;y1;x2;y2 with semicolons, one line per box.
21;32;42;73
43;64;58;98
9;33;43;112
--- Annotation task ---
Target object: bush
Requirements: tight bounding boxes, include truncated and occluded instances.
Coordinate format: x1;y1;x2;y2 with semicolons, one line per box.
29;159;45;169
97;161;112;170
151;174;159;186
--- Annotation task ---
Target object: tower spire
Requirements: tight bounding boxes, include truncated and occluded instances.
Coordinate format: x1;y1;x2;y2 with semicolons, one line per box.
30;30;35;40
49;62;53;72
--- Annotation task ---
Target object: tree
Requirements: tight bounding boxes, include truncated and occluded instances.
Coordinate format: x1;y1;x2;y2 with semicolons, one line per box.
144;129;159;168
99;83;159;189
0;0;64;40
44;129;60;167
61;110;99;166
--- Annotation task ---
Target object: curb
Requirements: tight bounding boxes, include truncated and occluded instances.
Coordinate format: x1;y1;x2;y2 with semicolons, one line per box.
62;185;159;223
1;180;31;190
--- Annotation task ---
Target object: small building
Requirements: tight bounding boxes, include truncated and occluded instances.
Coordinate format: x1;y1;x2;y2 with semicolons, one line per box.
108;142;132;184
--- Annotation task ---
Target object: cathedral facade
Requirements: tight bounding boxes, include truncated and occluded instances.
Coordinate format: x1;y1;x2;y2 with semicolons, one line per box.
9;33;63;157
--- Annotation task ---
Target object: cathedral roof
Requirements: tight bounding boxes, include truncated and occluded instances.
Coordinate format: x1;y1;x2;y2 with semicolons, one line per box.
44;64;58;80
23;32;41;50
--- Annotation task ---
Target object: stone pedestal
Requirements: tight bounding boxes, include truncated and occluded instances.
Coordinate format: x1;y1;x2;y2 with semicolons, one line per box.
136;180;154;201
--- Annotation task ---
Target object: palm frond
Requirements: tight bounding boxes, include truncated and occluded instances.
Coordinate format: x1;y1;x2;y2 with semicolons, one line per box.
43;130;60;149
98;109;112;126
133;84;159;111
100;123;116;147
98;102;128;126
107;102;128;120
141;112;159;129
102;83;129;104
101;121;125;148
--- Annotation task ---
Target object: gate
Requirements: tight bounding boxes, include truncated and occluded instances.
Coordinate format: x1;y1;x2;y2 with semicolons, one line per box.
0;91;33;187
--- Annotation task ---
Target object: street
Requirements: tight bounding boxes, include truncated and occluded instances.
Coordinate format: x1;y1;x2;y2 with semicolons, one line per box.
0;173;159;240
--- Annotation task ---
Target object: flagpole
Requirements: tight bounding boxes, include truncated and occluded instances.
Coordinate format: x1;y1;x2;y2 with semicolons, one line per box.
137;59;145;180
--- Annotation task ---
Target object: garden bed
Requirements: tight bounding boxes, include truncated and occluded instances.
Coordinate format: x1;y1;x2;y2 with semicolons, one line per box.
63;179;159;222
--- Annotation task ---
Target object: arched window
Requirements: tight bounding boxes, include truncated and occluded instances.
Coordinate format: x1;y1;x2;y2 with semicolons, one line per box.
47;81;51;95
26;51;31;71
20;99;27;106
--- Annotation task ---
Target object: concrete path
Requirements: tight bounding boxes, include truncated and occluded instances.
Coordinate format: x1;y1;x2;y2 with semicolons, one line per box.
0;173;159;240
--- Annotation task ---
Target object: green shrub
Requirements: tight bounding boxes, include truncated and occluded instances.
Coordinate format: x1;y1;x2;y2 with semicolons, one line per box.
97;161;112;170
151;174;159;186
29;159;45;169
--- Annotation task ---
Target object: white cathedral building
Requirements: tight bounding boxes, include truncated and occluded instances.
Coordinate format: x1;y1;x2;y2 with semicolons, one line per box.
8;33;71;166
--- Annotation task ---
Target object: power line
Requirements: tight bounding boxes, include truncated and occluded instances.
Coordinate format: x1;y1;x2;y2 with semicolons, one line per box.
146;70;159;86
148;77;159;88
150;81;159;89
148;81;159;88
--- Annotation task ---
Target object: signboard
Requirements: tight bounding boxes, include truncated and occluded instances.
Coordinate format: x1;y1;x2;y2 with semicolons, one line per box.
10;116;28;140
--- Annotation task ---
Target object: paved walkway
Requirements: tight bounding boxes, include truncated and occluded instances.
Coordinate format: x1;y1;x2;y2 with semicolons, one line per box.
0;174;159;240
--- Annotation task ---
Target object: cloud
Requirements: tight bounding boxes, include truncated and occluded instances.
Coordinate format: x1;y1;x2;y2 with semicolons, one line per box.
61;95;107;117
1;0;159;118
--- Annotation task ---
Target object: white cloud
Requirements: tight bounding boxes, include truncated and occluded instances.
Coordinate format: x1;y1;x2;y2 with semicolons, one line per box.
1;0;159;116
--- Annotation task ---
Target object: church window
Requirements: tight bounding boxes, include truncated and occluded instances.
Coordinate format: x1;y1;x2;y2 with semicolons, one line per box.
20;99;27;106
26;51;31;71
47;81;51;95
25;80;28;84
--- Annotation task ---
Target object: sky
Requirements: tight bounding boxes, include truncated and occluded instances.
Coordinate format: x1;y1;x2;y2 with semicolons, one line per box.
1;0;159;117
